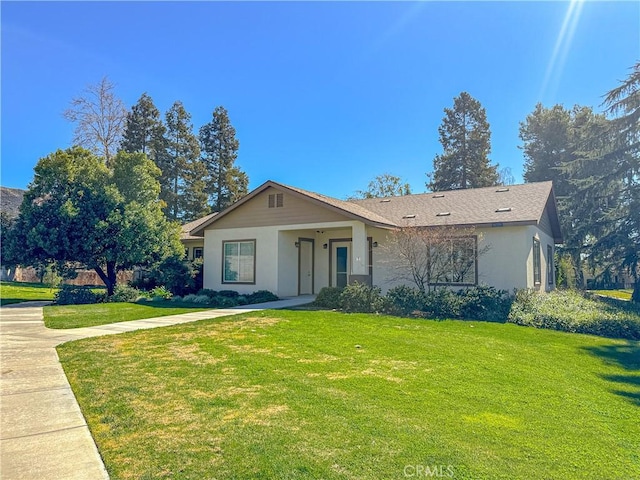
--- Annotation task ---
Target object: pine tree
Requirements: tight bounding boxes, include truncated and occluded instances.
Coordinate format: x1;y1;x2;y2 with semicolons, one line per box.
428;92;498;191
121;93;166;164
199;106;248;212
160;101;203;221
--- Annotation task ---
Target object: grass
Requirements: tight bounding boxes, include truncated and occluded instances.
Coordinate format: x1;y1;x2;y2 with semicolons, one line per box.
0;281;58;305
58;310;640;480
591;289;634;301
44;302;208;329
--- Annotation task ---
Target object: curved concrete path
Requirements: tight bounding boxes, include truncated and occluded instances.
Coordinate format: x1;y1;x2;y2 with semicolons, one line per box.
0;296;314;479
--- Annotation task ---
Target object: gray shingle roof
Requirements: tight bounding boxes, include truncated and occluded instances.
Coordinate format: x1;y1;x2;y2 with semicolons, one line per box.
181;212;217;240
189;180;562;243
350;181;556;229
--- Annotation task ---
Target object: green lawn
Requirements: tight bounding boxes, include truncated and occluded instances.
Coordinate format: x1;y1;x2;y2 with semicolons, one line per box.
591;289;634;301
0;281;58;305
44;302;207;329
58;310;640;480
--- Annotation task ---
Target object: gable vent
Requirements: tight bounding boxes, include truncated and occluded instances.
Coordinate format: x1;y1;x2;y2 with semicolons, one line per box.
496;187;510;192
432;194;445;198
402;214;416;219
436;212;451;217
268;193;284;208
495;207;512;212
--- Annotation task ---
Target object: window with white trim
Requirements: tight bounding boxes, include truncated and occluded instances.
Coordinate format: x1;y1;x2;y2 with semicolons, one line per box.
547;245;554;285
193;247;203;259
223;240;255;284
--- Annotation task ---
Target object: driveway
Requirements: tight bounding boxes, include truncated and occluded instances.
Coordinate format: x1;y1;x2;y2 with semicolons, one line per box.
0;296;314;479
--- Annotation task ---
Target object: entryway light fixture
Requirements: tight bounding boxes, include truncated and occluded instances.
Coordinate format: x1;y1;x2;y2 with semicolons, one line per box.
372;241;378;248
323;243;328;249
295;242;300;248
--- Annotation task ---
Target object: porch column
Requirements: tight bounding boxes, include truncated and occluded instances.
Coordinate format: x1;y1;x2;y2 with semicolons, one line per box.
349;221;370;285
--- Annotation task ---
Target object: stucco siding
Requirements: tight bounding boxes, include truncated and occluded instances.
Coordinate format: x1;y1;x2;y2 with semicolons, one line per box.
212;187;347;229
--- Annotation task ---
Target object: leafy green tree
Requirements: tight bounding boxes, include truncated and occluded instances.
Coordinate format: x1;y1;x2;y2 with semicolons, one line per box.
11;147;183;295
63;77;127;166
351;173;411;199
159;101;203;220
199;106;248;212
121;92;166;163
428;92;498;191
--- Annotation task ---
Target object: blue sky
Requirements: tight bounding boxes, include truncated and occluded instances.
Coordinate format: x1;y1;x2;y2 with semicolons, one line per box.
2;1;639;199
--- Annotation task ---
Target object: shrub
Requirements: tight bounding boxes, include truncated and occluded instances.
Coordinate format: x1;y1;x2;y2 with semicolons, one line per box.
236;295;249;306
508;289;640;340
385;285;426;316
211;296;238;308
197;289;218;298
246;290;279;304
314;287;343;309
150;286;172;301
339;282;384;313
458;285;511;322
148;257;197;296
110;284;142;303
218;290;240;298
54;285;101;305
191;294;214;305
423;288;461;319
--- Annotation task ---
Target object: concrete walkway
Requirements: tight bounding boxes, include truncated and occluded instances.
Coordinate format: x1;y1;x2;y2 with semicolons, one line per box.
0;296;314;479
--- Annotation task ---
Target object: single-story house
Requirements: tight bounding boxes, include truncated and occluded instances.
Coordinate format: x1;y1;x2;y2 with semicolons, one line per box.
181;212;217;260
189;180;563;297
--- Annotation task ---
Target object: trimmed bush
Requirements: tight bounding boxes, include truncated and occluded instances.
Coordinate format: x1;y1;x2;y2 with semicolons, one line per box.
54;285;101;305
423;289;462;319
385;285;426;316
458;285;511;322
110;284;142;303
218;290;240;298
314;287;343;309
339;282;384;314
197;289;218;299
508;289;640;340
211;296;238;308
246;290;279;304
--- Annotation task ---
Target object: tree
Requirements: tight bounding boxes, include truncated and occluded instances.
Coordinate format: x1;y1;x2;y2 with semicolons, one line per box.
121;92;166;163
428;92;498;191
63;77;127;166
11;147;183;295
381;225;489;293
351;173;411;199
199;106;248;212
568;62;640;302
159;101;203;220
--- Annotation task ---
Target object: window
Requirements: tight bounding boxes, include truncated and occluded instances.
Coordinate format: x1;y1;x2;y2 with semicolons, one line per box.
193;247;203;259
222;240;255;284
429;237;477;285
547;245;554;285
268;193;283;208
533;238;541;285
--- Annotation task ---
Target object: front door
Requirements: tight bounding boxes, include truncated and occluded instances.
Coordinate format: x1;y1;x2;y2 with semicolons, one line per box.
298;238;314;295
332;241;351;288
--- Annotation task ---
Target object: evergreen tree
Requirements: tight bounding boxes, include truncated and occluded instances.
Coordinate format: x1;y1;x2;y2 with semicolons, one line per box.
121;93;166;164
199;106;248;212
160;101;203;220
427;92;498;191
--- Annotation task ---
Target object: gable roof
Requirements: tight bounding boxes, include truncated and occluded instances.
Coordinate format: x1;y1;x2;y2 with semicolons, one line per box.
190;180;563;243
181;212;217;240
351;181;563;242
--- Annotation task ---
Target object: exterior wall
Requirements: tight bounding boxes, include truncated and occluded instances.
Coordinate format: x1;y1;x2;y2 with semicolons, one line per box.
212;187;346;229
367;225;556;294
182;239;205;260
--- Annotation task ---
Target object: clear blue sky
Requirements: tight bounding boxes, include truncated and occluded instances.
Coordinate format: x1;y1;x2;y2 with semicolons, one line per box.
2;1;638;199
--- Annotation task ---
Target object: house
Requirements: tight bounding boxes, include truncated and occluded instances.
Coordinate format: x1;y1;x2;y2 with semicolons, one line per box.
181;212;217;260
189;180;563;297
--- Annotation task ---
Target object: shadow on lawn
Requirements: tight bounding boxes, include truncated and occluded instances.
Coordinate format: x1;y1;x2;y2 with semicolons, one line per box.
583;341;640;407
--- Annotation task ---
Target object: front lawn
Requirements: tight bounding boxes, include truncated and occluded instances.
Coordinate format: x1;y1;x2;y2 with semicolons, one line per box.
590;289;633;301
0;281;58;305
58;310;640;479
44;302;207;329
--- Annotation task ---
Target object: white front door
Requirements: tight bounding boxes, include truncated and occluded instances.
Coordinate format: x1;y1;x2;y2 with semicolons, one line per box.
298;238;314;295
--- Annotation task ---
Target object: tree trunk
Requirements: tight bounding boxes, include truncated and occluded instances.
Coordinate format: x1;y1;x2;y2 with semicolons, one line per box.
95;262;117;296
